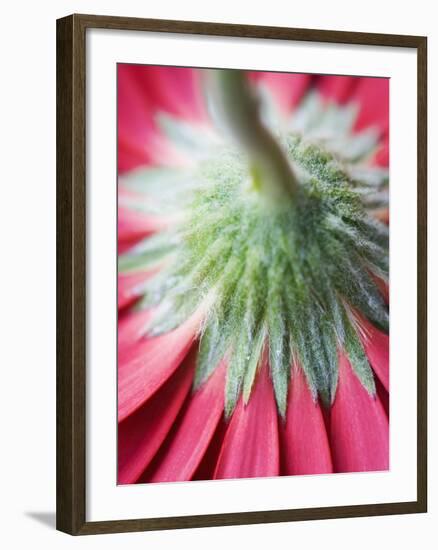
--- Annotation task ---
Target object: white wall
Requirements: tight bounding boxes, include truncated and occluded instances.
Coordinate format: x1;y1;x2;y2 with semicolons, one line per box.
0;0;435;548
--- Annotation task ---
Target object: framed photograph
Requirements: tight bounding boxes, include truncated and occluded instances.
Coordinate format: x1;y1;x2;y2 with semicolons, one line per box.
56;14;427;535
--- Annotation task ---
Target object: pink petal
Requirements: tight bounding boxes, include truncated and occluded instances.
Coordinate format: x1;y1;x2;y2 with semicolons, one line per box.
118;66;171;172
118;207;166;244
118;240;142;255
352;77;389;135
330;353;389;473
118;134;158;173
280;366;333;475
251;71;311;113
317;75;359;103
118;354;195;484
360;319;389;392
134;66;207;122
118;309;154;356
118;311;201;422
372;137;389;167
214;360;280;479
192;419;228;480
118;143;152;174
118;270;152;310
118;65;207;172
146;361;226;482
375;376;389;418
374;209;389;225
117;187;172;245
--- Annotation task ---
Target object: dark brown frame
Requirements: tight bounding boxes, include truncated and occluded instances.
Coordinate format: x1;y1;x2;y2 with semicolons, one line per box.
56;13;428;535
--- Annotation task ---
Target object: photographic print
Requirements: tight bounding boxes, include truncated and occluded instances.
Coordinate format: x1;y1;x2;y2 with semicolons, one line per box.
57;14;426;534
117;65;390;485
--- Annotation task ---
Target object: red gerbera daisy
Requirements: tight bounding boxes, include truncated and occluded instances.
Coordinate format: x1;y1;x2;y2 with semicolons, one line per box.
117;65;389;484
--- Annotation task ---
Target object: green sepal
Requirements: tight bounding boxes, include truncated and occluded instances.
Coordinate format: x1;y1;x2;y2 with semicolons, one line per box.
118;232;178;273
121;166;189;194
224;252;267;418
267;266;292;418
147;290;199;336
340;254;389;334
194;316;228;389
303;313;335;407
224;335;248;419
243;325;267;404
343;315;376;396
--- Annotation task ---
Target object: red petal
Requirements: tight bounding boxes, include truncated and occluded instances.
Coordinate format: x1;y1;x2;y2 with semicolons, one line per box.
118;65;207;172
118;207;166;244
372;136;389;167
352;77;389;135
118;143;152;174
251;71;311;113
118;311;201;422
146;362;226;482
374;209;389;224
118;240;139;255
118;309;154;356
134;65;207;122
118;271;152;310
376;376;389;418
317;75;359;103
118;354;195;484
192;418;228;480
214;360;280;479
118;65;170;172
330;353;389;472
281;367;333;475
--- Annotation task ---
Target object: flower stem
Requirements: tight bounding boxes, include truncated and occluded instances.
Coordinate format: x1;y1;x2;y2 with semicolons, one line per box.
205;69;298;202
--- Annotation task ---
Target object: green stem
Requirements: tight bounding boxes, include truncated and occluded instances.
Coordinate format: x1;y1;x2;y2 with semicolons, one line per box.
205;69;298;202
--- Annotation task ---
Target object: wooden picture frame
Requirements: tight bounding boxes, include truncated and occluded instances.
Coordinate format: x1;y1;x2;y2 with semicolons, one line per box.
56;13;427;535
